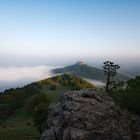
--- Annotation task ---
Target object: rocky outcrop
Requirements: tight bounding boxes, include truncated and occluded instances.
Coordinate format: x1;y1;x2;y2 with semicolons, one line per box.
40;90;139;140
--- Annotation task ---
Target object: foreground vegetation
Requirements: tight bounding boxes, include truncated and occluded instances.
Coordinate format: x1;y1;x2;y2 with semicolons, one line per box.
0;74;94;140
102;61;140;115
109;76;140;115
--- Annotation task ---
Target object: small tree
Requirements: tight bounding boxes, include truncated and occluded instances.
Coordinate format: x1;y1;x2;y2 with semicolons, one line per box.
27;93;48;133
27;92;48;114
103;61;120;92
33;104;48;133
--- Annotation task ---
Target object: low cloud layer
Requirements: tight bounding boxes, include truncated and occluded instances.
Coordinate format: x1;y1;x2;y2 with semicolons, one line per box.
0;65;106;92
0;66;55;91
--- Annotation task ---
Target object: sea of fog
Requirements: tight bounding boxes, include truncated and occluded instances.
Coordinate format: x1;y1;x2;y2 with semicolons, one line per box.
0;66;105;92
0;66;55;92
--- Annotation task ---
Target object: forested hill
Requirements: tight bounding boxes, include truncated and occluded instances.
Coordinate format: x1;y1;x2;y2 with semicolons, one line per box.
0;73;95;118
0;74;94;139
52;62;130;82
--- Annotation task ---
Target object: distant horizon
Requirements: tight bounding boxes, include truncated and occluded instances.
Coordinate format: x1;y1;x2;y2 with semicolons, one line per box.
0;58;140;68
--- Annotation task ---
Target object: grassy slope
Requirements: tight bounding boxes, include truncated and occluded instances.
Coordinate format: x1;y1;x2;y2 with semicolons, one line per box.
0;91;62;140
0;97;40;140
0;74;94;140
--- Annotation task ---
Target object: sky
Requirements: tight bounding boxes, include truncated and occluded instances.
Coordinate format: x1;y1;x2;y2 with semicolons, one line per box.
0;0;140;66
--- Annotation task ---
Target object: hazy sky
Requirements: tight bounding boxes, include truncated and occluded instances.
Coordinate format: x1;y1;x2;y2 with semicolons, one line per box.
0;0;140;66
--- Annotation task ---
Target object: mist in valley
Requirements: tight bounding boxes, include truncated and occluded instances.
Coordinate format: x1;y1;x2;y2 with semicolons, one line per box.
0;60;139;92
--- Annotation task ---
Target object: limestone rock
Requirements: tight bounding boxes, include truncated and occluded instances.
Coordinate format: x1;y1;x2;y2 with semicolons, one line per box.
40;90;139;140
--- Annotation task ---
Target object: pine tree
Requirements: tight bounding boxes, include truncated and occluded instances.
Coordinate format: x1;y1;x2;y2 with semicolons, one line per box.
103;61;120;92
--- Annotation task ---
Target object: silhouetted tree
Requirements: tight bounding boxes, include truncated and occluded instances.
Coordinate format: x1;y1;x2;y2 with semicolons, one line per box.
103;61;120;92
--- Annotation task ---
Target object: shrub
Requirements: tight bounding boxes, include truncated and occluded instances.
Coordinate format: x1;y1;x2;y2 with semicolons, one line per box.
33;104;48;133
27;93;48;114
27;92;48;133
